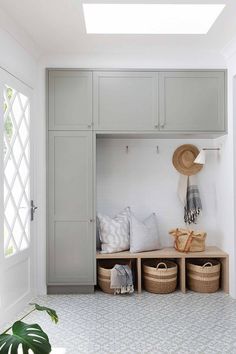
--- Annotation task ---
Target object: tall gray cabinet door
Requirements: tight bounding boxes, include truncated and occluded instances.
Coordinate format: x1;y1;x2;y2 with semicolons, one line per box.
48;70;93;130
48;131;94;284
93;71;158;130
159;71;226;132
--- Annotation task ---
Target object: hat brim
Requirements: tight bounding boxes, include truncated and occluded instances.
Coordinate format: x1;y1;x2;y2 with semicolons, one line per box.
172;144;203;176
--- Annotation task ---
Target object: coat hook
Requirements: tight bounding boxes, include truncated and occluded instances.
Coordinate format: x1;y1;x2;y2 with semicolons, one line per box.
126;145;129;154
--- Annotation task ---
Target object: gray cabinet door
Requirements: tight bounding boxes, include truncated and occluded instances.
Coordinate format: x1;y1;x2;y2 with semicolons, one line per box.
48;70;93;130
93;71;158;130
48;131;95;284
159;71;226;132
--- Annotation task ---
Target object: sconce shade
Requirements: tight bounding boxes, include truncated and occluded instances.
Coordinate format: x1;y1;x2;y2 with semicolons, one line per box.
194;149;206;164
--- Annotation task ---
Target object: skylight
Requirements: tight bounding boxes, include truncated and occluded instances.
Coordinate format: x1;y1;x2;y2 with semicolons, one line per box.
82;3;225;34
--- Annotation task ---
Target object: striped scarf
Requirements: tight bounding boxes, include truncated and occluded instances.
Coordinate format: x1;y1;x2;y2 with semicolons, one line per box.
110;264;134;294
184;176;202;224
178;175;202;224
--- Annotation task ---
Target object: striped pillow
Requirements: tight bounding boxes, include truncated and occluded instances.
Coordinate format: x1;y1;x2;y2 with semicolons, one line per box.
97;207;130;253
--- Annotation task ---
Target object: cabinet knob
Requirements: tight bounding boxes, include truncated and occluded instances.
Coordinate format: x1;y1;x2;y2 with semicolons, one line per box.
87;124;91;128
160;123;165;128
154;124;159;129
89;219;94;223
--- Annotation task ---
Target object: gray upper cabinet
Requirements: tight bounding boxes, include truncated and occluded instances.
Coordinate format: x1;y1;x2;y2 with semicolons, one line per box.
48;131;94;285
93;71;158;130
48;70;93;130
159;71;226;132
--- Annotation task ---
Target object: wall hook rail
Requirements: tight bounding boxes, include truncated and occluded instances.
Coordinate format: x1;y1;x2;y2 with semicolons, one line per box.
202;148;220;151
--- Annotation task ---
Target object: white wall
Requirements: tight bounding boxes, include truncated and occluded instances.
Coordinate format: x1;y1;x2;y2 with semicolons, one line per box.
42;51;226;70
215;47;236;298
97;138;221;248
0;7;38;88
215;133;235;296
0;28;36;87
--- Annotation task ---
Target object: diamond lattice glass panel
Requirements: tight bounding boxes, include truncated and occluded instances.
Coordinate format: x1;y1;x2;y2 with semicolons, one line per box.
3;85;30;257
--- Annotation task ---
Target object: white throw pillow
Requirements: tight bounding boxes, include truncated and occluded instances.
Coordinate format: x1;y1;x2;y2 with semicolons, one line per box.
97;207;130;253
130;212;161;253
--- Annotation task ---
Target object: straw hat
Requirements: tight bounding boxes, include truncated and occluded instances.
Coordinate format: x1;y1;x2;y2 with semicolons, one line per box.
172;144;203;176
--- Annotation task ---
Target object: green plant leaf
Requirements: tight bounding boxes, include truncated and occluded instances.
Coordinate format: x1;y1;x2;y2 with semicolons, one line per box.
0;321;51;354
30;303;59;324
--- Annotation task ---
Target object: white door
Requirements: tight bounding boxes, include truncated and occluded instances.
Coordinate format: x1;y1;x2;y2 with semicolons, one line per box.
0;69;35;328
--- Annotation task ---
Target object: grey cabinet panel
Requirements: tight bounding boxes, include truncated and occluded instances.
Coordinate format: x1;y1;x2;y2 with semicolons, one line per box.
48;70;92;130
93;71;158;130
49;221;94;284
52;134;92;220
48;131;94;284
159;71;226;132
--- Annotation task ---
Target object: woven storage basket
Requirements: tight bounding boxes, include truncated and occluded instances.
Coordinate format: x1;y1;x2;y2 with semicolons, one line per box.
98;260;132;294
187;259;220;293
143;260;177;294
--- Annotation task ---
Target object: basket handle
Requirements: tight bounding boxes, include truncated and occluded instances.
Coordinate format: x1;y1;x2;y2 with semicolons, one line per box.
202;262;213;268
156;262;167;270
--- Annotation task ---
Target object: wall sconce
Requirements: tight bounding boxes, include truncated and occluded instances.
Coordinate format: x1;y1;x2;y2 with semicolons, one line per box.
194;148;220;165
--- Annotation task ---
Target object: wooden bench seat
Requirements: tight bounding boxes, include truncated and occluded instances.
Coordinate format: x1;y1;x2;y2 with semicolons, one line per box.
96;246;229;294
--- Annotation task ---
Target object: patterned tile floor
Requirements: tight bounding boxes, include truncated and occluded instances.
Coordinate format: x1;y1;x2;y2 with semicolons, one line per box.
4;290;236;354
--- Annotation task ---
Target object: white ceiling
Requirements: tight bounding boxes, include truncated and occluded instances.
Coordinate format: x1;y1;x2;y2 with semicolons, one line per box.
0;0;236;58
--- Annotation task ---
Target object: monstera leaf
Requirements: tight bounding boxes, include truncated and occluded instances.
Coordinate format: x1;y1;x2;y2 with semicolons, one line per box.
0;321;51;354
30;303;58;324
